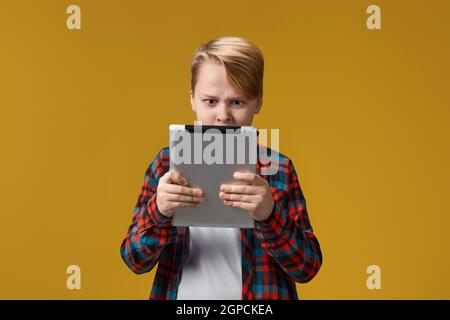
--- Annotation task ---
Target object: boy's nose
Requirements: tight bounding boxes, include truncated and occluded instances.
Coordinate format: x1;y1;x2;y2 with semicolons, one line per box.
216;104;232;124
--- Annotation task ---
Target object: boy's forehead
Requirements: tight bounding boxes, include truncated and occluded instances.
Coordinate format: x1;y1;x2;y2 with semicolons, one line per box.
196;64;241;97
197;85;241;98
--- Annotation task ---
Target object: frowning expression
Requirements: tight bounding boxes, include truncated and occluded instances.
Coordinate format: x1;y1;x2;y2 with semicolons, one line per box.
190;61;262;126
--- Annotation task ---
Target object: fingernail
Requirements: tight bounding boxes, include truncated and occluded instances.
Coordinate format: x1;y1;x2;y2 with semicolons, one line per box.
196;190;203;196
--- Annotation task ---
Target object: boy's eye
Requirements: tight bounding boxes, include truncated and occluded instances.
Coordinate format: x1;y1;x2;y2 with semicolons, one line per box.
204;99;217;105
202;99;246;106
231;100;245;106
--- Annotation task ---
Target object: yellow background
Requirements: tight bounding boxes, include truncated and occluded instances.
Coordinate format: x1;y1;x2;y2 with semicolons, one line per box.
0;0;449;299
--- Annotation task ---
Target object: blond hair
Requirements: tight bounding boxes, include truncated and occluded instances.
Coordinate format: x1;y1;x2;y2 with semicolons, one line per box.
191;36;264;100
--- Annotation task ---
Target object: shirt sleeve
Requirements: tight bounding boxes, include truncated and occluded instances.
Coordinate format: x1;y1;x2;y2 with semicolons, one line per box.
120;148;183;274
255;159;323;283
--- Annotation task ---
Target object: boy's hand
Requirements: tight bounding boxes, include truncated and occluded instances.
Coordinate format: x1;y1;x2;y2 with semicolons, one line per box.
156;169;204;218
219;172;274;222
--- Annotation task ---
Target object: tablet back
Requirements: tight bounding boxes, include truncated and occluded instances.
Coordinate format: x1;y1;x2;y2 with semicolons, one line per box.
169;124;257;228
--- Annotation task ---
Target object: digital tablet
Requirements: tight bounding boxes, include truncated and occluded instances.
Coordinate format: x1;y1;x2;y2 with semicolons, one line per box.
169;124;257;228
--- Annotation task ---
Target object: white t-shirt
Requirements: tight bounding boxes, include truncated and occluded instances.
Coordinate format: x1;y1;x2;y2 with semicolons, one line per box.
176;227;242;300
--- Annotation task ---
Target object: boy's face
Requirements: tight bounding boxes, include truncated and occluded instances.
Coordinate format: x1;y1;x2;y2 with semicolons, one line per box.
190;61;262;126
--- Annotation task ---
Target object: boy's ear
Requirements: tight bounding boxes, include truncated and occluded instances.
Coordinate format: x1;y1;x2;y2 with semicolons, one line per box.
255;97;262;114
190;89;196;112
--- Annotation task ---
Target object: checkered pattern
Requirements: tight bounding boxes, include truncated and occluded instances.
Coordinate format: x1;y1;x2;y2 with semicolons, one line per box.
120;146;322;299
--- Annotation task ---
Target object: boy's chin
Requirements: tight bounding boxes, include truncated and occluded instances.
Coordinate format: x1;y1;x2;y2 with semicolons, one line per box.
194;119;253;126
213;123;237;126
194;121;239;126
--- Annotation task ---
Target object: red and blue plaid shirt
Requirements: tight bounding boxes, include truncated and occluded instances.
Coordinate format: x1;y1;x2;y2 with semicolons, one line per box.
120;145;322;299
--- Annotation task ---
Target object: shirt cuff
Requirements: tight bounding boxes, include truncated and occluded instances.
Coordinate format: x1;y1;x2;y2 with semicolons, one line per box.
255;200;286;241
146;193;173;227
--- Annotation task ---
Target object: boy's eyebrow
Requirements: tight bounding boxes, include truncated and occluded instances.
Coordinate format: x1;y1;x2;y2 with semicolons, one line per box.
200;94;245;100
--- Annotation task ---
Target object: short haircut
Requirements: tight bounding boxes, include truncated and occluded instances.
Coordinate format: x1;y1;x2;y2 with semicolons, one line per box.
191;36;264;100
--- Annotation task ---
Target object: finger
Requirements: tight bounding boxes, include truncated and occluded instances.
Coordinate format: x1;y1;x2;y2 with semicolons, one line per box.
220;184;259;195
166;169;189;186
165;193;204;203
223;200;255;212
232;172;265;186
230;179;252;186
163;184;203;197
219;192;254;203
167;201;200;210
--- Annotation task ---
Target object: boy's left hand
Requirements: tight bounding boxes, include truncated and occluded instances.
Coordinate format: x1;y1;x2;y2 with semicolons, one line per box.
219;172;274;222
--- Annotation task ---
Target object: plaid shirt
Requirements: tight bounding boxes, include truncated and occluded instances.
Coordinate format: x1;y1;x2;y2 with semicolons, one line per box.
120;145;322;300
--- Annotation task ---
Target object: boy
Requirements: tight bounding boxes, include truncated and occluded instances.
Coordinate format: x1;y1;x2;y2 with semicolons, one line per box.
120;37;322;300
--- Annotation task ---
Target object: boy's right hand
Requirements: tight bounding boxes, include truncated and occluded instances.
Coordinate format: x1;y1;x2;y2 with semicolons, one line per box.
156;169;204;218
